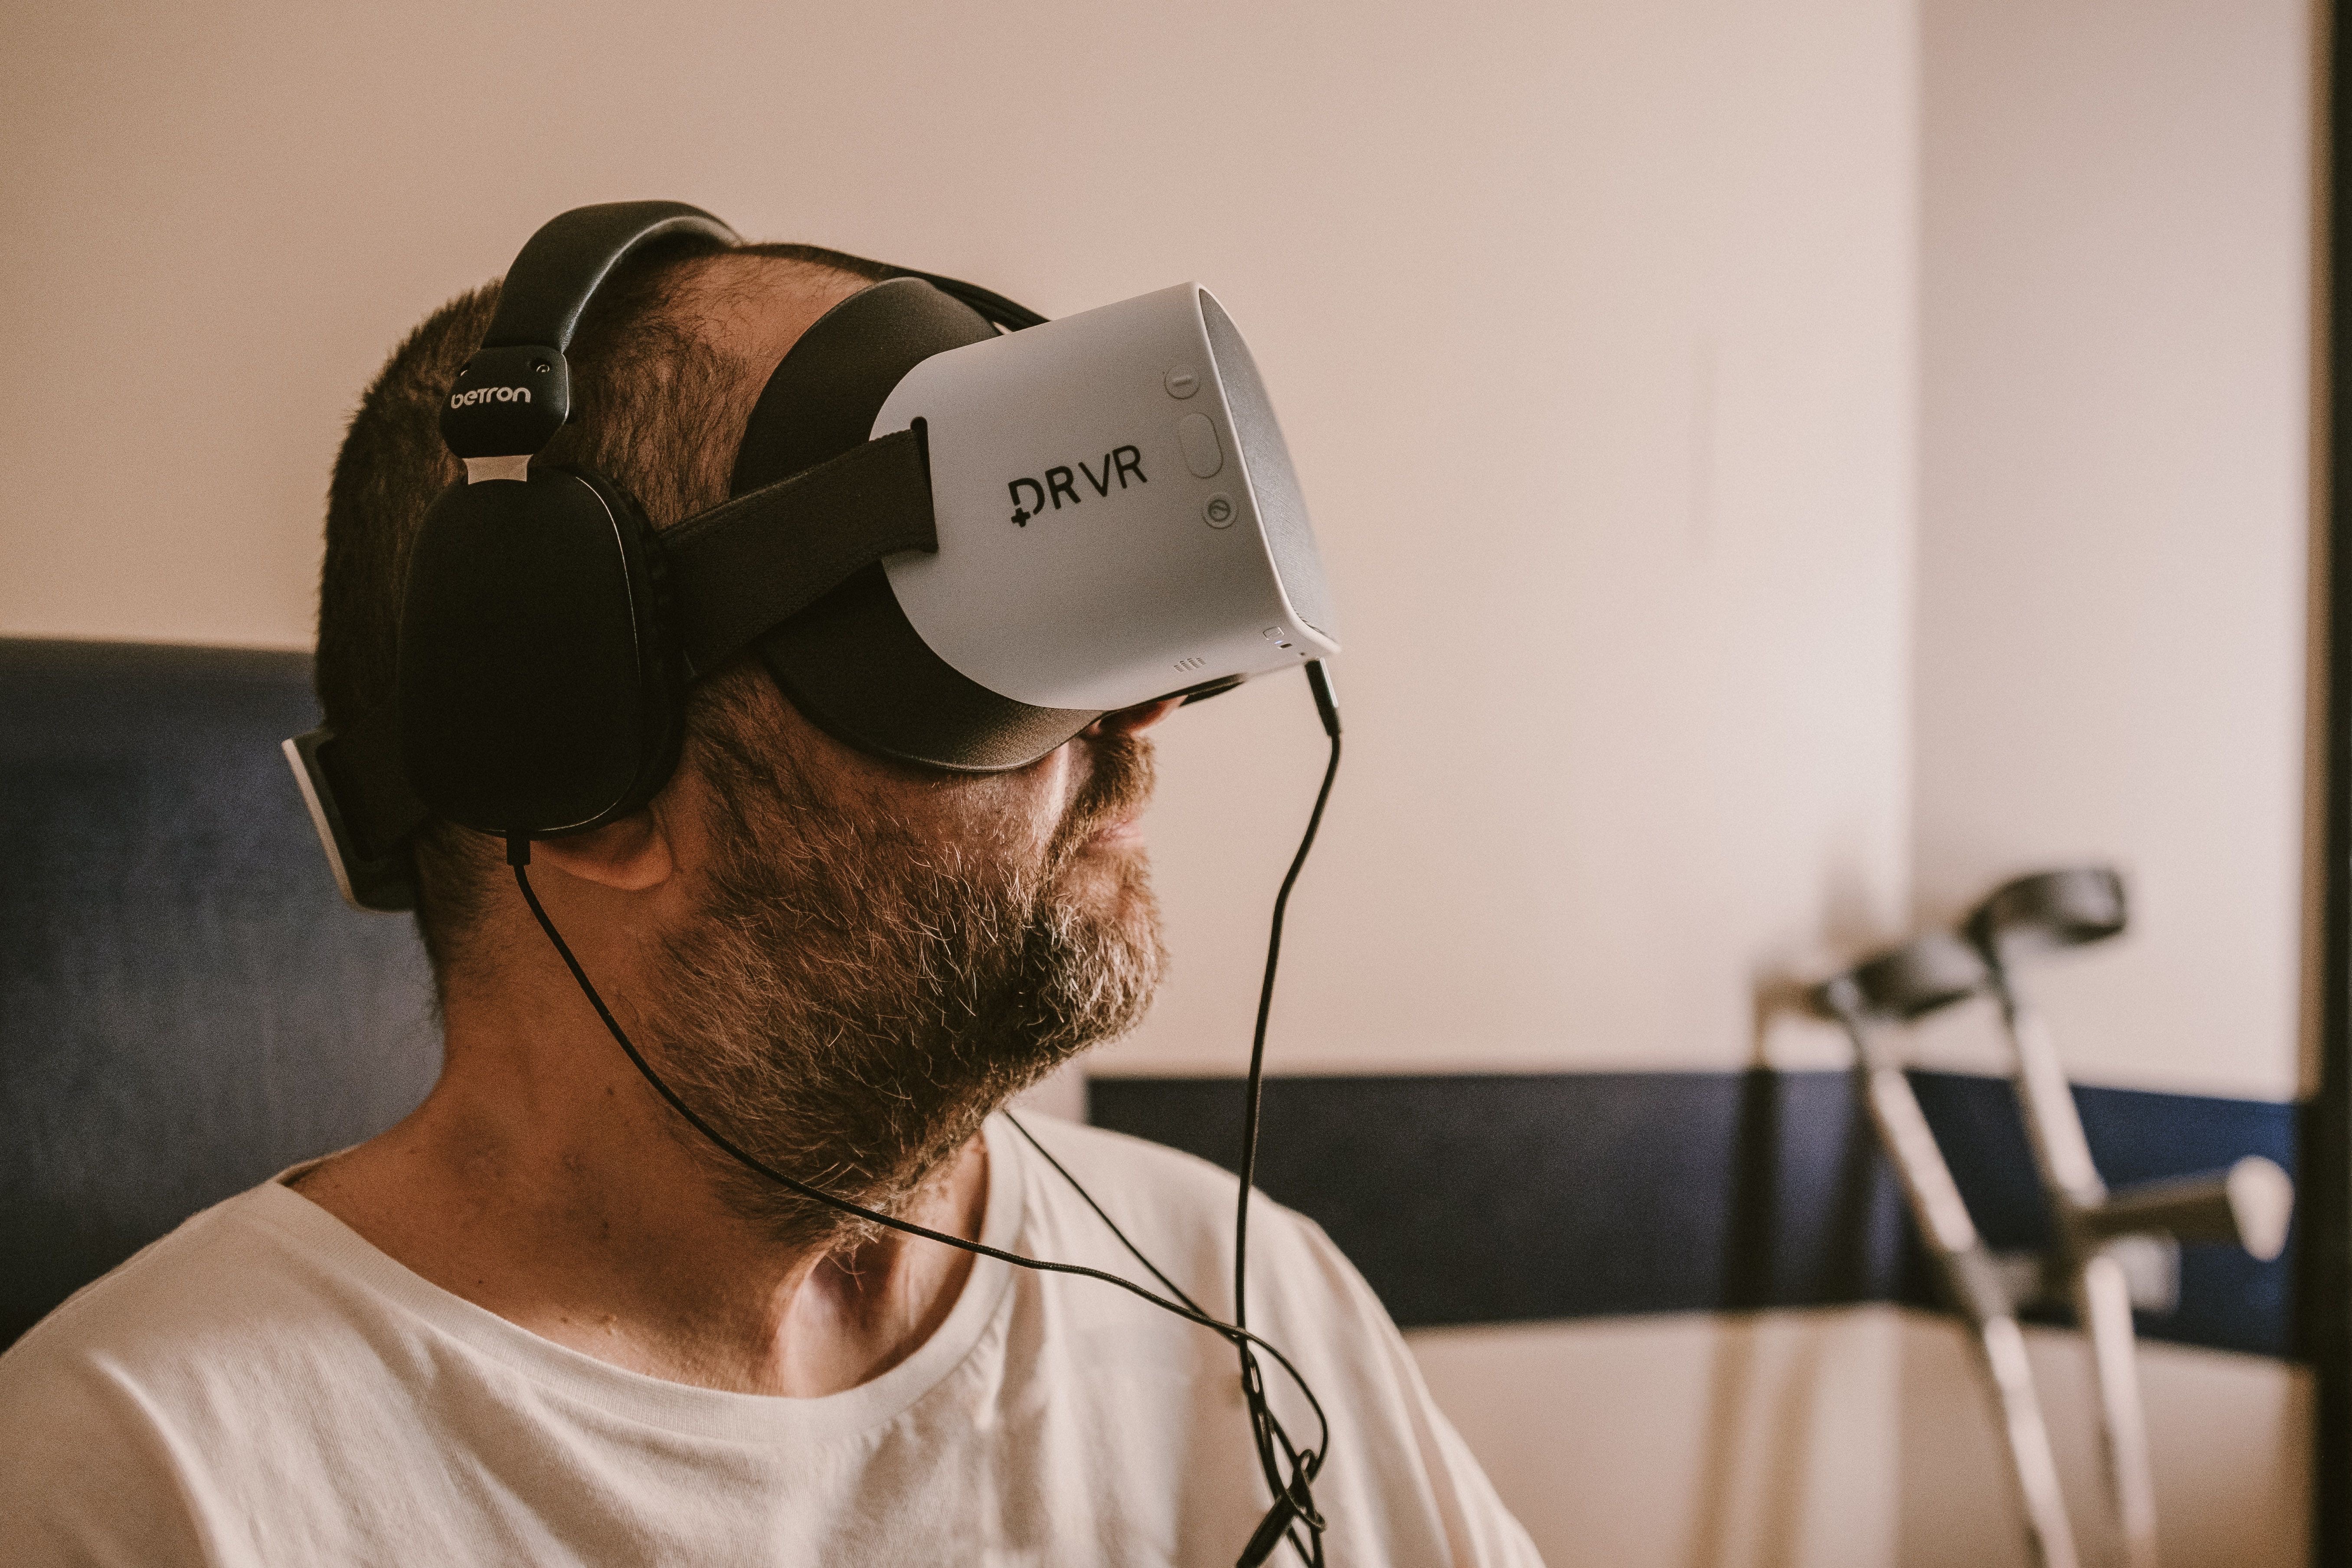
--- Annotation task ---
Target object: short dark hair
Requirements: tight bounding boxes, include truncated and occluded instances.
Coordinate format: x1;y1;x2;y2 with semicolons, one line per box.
315;241;889;978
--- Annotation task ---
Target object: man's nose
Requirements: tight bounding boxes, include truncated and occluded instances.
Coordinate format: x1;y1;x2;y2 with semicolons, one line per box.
1089;698;1181;737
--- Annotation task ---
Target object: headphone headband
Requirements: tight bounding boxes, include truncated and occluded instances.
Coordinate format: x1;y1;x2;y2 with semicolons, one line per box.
481;201;740;351
441;201;740;464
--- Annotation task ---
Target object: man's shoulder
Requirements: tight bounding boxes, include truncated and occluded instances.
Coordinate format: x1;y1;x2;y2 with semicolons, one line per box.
0;1181;337;1400
0;1181;404;1567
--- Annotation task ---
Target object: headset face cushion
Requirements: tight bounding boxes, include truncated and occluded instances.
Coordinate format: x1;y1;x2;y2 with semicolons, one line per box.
397;467;680;836
733;278;1102;774
758;565;1109;771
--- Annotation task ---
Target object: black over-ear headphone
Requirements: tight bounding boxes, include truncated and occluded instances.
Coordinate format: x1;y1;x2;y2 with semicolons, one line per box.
387;201;1048;850
300;202;1192;905
399;204;732;841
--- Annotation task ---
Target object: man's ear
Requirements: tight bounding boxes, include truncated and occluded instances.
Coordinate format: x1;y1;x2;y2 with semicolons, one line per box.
525;810;675;893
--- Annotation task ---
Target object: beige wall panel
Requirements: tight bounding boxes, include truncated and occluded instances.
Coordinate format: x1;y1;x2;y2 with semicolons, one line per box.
1112;0;1920;1077
1409;1310;2309;1568
1410;1309;1903;1568
1893;1314;2311;1568
1914;0;2314;1100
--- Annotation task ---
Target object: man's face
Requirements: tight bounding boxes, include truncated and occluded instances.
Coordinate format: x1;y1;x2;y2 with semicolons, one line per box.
634;669;1168;1237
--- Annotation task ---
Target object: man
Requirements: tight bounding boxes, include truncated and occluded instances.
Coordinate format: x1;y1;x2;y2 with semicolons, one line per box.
0;236;1539;1565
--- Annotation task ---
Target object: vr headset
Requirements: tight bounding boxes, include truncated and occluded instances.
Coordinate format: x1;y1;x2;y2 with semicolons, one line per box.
286;201;1340;911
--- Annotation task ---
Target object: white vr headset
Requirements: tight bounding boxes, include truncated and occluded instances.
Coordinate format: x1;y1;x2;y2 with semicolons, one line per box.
877;280;1338;711
286;202;1339;912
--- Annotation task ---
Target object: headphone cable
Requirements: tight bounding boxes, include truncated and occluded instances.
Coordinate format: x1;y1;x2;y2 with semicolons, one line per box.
1229;661;1342;1567
505;663;1341;1567
1002;1113;1322;1567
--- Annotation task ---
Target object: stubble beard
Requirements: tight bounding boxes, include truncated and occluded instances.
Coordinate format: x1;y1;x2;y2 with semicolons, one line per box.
638;718;1167;1247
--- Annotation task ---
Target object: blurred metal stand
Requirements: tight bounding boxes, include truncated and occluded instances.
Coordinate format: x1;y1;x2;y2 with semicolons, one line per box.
1963;869;2291;1568
1816;867;2292;1568
1816;935;2081;1568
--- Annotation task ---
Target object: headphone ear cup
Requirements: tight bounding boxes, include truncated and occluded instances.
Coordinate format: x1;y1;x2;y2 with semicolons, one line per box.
397;467;683;838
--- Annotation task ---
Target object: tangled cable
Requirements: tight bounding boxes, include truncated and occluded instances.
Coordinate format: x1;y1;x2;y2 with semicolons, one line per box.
509;662;1342;1568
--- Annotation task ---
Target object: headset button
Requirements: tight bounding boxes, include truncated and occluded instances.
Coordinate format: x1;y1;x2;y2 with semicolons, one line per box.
1165;366;1201;398
1178;413;1223;478
1204;493;1236;527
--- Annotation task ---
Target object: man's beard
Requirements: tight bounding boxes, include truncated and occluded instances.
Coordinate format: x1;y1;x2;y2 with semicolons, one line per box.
637;709;1166;1245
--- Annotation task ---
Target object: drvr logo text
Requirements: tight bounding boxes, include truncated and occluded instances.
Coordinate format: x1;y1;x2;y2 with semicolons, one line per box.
1008;446;1146;526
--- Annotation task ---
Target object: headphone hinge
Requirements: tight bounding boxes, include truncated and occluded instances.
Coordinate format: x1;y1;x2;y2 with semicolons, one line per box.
464;455;532;485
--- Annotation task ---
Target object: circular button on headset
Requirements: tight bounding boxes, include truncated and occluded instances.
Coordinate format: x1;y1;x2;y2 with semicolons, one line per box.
1204;492;1236;528
1165;366;1201;399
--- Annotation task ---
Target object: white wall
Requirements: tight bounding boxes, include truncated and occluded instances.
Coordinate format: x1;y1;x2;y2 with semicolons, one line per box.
1911;0;2315;1103
1904;1;2315;1561
1416;1310;2314;1568
1893;1318;2311;1568
1416;1309;1906;1568
1126;0;1919;1078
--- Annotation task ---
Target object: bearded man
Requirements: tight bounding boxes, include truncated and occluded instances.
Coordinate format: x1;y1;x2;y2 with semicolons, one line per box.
0;235;1540;1567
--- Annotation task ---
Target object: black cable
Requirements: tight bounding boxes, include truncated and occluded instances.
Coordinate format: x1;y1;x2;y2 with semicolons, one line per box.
1007;1112;1321;1568
508;681;1345;1561
506;667;1344;1568
1233;671;1341;1340
1214;668;1345;1568
916;282;1329;1568
507;850;1320;1426
1229;661;1342;1568
1004;1111;1206;1314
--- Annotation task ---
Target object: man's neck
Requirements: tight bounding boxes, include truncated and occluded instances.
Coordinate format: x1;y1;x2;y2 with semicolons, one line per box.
289;978;991;1398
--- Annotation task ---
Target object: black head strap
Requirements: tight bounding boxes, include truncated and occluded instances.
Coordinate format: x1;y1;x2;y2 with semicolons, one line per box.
732;278;994;491
881;269;1045;333
669;425;937;681
730;278;1104;773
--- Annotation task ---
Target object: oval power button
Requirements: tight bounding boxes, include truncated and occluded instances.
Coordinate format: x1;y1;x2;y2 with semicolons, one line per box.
1176;412;1223;478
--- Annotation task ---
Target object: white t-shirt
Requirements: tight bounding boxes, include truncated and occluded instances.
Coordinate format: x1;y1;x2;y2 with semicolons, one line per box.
0;1114;1541;1567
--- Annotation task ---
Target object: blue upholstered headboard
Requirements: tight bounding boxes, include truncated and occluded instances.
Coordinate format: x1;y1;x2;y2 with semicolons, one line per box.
0;638;435;1346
